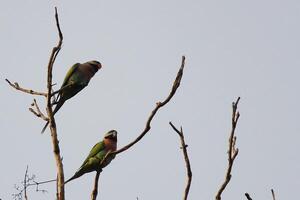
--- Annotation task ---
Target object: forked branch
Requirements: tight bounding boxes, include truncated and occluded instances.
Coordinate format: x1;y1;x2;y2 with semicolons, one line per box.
215;97;241;200
45;7;65;200
169;122;192;200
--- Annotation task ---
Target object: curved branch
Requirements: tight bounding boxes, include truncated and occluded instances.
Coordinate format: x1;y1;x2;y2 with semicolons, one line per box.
169;122;192;200
114;56;186;155
215;97;241;200
5;79;47;97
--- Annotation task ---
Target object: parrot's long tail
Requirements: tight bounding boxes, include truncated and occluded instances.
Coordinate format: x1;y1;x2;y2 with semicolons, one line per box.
40;100;64;134
41;121;49;134
64;171;83;184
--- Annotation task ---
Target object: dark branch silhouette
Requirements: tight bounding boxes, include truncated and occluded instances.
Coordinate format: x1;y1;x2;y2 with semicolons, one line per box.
245;193;253;200
271;189;276;200
169;122;192;200
215;97;241;200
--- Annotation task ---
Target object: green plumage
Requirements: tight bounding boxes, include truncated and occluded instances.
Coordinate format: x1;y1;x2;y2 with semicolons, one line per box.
41;60;102;133
65;130;117;184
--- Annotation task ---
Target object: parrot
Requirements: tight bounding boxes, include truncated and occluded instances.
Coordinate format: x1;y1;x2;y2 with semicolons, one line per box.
41;60;102;133
65;130;118;184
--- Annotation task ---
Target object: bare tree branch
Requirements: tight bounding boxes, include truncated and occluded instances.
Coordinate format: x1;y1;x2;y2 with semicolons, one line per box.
215;97;241;200
5;79;47;97
29;99;49;121
113;55;186;155
245;193;253;200
271;189;276;200
91;171;101;200
13;166;53;200
23;166;28;200
45;7;65;200
169;122;192;200
94;56;185;199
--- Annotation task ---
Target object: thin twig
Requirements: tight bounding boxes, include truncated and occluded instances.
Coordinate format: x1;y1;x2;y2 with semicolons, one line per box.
45;7;65;200
91;171;101;200
29;99;49;121
13;167;54;199
271;189;276;200
5;79;47;97
169;122;192;200
245;193;253;200
26;179;57;187
23;166;28;200
215;97;241;200
113;56;185;155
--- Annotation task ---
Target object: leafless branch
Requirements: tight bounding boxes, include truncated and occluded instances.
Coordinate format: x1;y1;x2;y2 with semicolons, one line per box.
113;56;185;155
91;171;101;200
271;189;276;200
215;97;241;200
29;99;49;121
245;193;253;200
5;79;47;97
23;166;28;200
45;7;65;200
13;166;54;200
94;56;185;199
169;122;192;200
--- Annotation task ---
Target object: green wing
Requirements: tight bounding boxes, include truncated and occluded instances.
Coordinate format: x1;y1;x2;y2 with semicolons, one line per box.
79;141;105;168
61;63;80;87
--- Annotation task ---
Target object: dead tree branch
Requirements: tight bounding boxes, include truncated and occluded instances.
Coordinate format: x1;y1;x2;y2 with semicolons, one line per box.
113;55;185;155
9;7;65;200
271;189;276;200
23;166;28;200
5;79;47;97
91;171;101;200
94;56;185;200
29;99;48;121
13;166;53;200
45;7;65;200
215;97;241;200
245;193;253;200
169;122;192;200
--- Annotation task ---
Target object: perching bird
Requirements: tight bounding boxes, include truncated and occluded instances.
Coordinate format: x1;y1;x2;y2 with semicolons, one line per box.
41;60;102;133
65;130;118;184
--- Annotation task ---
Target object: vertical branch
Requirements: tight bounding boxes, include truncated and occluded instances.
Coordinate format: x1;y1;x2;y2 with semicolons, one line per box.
169;122;192;200
271;189;276;200
215;97;241;200
91;171;101;200
23;166;29;200
46;7;65;200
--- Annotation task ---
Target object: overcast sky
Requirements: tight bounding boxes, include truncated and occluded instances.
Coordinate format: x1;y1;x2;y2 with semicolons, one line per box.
1;0;300;199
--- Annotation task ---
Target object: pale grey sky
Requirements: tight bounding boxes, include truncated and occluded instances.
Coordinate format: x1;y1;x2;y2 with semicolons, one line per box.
1;0;300;199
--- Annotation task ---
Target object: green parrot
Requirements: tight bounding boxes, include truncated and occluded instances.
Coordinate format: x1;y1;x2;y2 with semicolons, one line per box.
41;60;102;133
65;130;118;184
